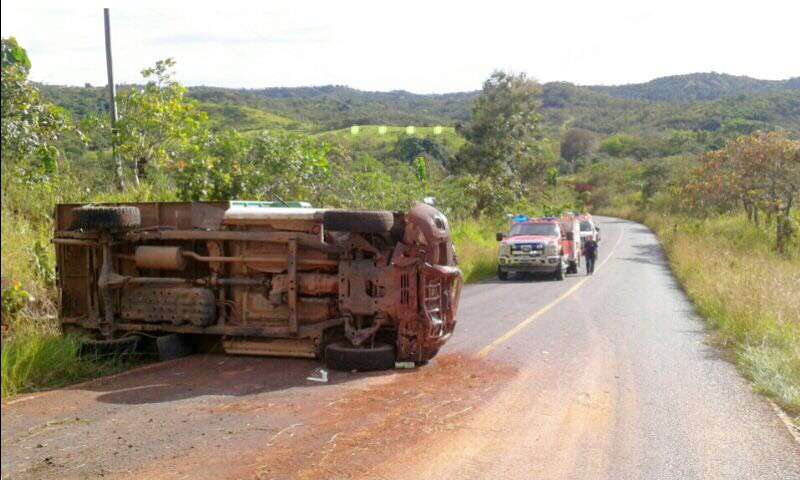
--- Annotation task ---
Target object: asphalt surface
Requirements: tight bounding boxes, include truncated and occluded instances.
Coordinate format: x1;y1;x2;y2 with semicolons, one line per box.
2;217;799;479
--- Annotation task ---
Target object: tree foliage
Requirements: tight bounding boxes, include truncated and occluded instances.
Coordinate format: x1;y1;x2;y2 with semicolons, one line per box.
172;129;330;202
452;71;558;214
114;58;209;184
1;37;70;179
560;128;596;165
686;132;800;252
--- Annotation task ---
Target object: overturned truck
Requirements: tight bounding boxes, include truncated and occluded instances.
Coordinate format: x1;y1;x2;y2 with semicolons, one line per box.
53;201;462;370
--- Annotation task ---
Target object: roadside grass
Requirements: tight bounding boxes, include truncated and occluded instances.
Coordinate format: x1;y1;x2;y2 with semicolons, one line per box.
1;176;170;399
1;318;135;398
452;218;501;283
608;207;800;425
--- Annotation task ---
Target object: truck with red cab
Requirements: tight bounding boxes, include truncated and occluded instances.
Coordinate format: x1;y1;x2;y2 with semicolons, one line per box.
495;215;582;281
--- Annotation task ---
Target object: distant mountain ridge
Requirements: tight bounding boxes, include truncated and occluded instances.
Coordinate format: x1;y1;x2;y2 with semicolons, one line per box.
587;72;800;102
38;72;800;135
188;85;477;129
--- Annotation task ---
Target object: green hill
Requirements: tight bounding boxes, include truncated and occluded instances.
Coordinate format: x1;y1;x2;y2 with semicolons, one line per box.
197;102;308;133
188;85;476;130
587;72;800;102
38;73;800;151
542;81;800;135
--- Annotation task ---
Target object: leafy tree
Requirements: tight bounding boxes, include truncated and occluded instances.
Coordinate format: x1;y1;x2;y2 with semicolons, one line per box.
687;132;800;252
319;155;425;210
560;128;596;166
172;129;330;202
455;71;544;176
114;58;209;185
598;134;640;158
1;37;70;179
453;71;555;215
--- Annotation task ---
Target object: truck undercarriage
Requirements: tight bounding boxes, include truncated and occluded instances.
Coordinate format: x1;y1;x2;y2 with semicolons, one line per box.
53;201;461;370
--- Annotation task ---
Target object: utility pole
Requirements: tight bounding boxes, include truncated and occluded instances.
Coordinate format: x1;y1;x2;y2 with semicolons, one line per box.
104;8;126;190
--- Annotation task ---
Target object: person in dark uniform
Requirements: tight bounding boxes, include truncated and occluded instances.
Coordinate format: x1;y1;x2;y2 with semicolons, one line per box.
583;236;599;275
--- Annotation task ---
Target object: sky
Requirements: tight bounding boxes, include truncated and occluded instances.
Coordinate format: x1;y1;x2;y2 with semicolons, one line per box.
2;0;798;94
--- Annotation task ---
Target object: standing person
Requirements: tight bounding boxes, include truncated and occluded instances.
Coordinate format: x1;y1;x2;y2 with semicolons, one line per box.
583;236;598;275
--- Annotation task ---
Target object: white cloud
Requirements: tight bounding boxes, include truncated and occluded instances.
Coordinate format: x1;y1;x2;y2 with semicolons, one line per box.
2;0;798;93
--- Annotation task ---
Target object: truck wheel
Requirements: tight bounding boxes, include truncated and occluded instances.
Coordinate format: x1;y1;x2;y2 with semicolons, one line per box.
554;262;565;281
71;205;141;231
497;268;509;281
325;341;395;371
322;210;394;234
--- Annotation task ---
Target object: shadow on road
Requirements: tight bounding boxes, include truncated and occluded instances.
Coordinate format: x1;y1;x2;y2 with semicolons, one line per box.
619;242;667;267
68;354;405;406
480;271;585;284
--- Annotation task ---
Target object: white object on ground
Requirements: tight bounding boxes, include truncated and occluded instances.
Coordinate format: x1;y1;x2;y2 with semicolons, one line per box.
306;367;329;383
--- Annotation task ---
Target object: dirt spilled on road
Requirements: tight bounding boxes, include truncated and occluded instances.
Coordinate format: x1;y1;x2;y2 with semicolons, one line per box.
246;354;515;480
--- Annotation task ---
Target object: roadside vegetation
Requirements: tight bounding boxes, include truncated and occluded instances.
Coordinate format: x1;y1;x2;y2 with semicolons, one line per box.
2;33;798;415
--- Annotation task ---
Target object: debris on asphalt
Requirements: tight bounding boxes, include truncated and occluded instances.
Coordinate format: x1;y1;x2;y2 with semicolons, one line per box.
306;367;329;383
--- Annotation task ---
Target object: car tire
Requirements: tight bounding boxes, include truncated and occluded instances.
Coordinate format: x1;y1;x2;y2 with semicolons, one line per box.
322;210;394;234
325;341;396;371
71;205;141;231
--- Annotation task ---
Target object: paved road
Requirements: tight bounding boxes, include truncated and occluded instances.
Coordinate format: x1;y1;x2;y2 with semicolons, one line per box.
3;217;799;479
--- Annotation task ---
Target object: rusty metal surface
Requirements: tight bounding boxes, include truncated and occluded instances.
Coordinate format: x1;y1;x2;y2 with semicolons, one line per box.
222;337;317;357
53;201;462;363
121;286;216;326
134;246;186;271
270;273;338;296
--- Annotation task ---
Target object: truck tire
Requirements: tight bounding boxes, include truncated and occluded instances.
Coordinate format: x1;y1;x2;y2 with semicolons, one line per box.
567;260;577;274
497;268;509;281
322;210;394;234
325;341;396;371
71;205;141;231
554;261;565;281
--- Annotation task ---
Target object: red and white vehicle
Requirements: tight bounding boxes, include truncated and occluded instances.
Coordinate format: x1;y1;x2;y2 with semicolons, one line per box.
576;213;601;245
495;216;582;281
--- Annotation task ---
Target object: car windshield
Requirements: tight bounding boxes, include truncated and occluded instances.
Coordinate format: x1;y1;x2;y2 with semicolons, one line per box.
509;223;558;237
580;221;593;232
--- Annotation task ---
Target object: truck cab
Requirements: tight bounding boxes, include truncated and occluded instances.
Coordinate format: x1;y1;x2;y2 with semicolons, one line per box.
496;217;568;281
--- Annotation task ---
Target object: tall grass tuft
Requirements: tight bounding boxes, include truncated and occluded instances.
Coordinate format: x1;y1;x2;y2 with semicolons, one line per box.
451;218;501;283
1;320;133;398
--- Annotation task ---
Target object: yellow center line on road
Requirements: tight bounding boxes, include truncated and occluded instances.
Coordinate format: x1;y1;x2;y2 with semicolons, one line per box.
475;225;625;359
